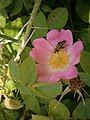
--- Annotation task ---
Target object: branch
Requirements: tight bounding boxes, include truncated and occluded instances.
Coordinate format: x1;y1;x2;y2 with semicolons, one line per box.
24;0;42;43
14;0;42;61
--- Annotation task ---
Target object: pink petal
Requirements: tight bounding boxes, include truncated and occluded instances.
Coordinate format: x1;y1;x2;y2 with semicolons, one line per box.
37;64;52;75
64;65;78;79
50;65;78;82
60;29;73;46
37;64;78;83
33;38;53;51
68;40;83;65
37;64;53;83
30;38;53;63
46;29;61;47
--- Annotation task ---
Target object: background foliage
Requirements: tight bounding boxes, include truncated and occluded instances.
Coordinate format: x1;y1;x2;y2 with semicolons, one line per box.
0;0;90;120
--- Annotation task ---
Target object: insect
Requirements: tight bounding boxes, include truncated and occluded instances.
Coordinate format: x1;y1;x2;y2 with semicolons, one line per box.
54;40;66;53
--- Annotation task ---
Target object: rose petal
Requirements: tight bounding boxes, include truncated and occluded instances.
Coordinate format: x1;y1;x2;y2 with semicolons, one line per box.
68;40;83;65
37;64;52;75
37;64;52;83
60;29;73;46
47;29;61;47
50;65;78;82
30;48;50;63
33;38;53;51
30;38;53;63
64;65;78;79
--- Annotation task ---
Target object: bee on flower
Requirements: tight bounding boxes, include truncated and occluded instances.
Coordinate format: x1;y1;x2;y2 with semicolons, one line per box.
30;29;83;83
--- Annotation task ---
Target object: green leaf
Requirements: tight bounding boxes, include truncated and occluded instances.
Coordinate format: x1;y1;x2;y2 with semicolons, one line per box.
48;99;70;120
79;72;90;86
76;0;90;23
19;57;36;85
0;0;12;9
62;99;77;113
32;115;53;120
80;51;90;74
41;5;52;13
2;109;14;120
0;106;14;120
31;11;48;40
22;0;33;12
0;33;18;42
21;46;31;62
35;82;62;99
9;59;19;80
9;0;23;16
73;98;90;120
80;29;90;52
0;106;5;120
0;9;7;28
16;81;31;93
47;7;68;29
81;28;90;44
21;93;40;113
4;18;23;38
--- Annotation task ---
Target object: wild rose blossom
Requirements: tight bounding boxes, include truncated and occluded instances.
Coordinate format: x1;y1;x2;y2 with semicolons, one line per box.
30;29;83;83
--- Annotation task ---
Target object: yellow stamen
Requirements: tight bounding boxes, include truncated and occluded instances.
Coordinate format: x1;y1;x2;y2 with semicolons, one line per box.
49;50;69;69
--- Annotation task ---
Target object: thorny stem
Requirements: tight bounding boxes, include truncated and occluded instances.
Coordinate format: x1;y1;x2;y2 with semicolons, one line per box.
14;0;42;61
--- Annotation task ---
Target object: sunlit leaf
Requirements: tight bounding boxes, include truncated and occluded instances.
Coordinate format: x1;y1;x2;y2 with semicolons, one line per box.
0;9;7;28
5;78;16;91
4;18;23;38
32;115;53;120
0;33;18;42
48;99;70;120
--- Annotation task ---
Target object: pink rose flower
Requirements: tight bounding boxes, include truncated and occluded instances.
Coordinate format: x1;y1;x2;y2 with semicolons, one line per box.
30;29;83;83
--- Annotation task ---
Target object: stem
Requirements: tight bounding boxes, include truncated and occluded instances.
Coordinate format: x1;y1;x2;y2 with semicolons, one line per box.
14;21;29;40
24;0;42;43
20;107;27;120
14;30;35;61
14;0;42;61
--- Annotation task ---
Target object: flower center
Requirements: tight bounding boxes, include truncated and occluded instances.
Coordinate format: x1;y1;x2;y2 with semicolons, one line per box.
49;50;69;69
